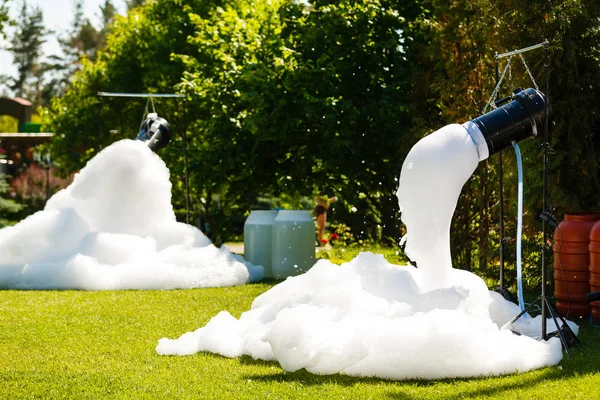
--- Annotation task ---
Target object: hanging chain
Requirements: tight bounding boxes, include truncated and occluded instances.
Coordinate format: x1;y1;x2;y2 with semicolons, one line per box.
139;98;150;131
518;53;539;90
482;55;513;114
149;96;156;114
483;53;539;115
138;96;157;131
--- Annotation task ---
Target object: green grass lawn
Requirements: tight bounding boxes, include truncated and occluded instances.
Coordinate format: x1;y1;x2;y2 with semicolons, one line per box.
2;273;600;398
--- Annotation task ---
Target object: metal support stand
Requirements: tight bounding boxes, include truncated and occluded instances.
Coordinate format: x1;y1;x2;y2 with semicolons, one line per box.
495;40;579;355
96;92;190;224
494;40;544;298
495;57;512;301
505;293;579;356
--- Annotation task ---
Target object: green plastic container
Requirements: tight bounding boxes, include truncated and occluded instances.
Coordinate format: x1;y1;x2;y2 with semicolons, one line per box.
244;210;278;278
271;210;315;279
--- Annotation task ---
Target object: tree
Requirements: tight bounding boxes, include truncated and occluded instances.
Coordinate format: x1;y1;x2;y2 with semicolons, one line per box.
175;0;419;243
8;1;47;100
96;0;117;51
46;0;97;98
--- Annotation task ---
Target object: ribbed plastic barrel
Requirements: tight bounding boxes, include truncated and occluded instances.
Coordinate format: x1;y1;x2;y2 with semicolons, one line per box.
244;210;278;279
553;212;600;319
271;210;315;279
588;220;600;324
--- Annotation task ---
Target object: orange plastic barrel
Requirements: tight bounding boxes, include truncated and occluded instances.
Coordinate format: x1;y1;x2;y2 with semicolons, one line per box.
588;220;600;324
553;212;600;319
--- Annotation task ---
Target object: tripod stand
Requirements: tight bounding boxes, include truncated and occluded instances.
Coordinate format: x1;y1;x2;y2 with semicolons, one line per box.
493;41;579;355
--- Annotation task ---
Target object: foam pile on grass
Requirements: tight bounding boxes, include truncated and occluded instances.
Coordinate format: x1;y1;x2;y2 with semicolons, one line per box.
157;125;570;380
0;140;262;290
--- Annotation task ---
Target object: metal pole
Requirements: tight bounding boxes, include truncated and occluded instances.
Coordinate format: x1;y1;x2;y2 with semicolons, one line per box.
97;97;102;151
496;56;505;293
45;165;50;201
183;98;190;224
541;40;549;340
495;40;549;60
97;92;185;98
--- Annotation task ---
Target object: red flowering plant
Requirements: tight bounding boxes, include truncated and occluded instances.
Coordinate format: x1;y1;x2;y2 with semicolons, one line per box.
329;233;339;245
328;222;354;246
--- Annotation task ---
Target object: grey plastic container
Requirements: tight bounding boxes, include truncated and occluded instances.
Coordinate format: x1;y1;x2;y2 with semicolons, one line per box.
244;210;278;278
271;210;315;279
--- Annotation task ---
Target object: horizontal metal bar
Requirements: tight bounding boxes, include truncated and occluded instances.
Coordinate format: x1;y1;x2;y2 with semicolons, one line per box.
495;40;549;59
97;92;185;98
0;132;54;137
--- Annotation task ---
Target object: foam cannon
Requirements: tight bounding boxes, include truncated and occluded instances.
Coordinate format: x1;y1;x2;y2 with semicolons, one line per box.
462;87;548;161
136;113;172;152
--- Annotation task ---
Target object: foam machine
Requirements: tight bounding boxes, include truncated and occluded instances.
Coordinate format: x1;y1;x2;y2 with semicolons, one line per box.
136;112;172;151
462;87;547;161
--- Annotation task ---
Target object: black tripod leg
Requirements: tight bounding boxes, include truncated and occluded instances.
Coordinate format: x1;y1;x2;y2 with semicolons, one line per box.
506;298;541;326
544;297;577;357
546;298;581;345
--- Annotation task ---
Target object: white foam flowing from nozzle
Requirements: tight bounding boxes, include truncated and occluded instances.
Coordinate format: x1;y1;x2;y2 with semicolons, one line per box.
396;124;480;290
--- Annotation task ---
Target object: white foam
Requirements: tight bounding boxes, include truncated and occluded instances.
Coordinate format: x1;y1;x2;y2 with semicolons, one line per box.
157;124;571;380
0;140;263;289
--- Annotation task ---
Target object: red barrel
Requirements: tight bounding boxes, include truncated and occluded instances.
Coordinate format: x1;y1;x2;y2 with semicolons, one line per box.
588;221;600;324
553;212;600;319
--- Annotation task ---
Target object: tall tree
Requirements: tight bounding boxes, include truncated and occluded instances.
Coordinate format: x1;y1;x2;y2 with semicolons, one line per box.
46;0;118;99
47;0;96;97
96;0;117;50
8;1;47;100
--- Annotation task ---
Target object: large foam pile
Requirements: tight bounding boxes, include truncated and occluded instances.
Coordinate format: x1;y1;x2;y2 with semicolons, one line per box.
0;140;262;289
157;124;571;380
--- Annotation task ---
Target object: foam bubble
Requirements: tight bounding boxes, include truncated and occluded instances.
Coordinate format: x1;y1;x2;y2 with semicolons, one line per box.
157;124;571;380
0;140;262;289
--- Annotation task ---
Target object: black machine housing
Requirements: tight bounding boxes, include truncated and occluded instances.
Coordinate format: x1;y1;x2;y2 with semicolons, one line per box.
471;87;548;156
136;113;172;152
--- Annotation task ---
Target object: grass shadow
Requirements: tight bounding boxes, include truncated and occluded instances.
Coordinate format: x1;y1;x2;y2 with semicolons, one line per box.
386;367;568;399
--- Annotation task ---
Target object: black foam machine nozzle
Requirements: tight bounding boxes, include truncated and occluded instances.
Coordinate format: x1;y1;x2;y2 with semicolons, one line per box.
136;113;172;152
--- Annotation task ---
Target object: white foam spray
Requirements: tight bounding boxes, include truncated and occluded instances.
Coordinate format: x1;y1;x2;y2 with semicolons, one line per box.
157;124;572;380
0;140;262;289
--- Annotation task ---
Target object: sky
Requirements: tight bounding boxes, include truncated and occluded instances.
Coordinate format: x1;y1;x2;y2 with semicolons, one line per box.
0;0;126;82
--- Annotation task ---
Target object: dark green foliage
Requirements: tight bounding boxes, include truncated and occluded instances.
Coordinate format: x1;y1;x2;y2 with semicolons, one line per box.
174;0;418;243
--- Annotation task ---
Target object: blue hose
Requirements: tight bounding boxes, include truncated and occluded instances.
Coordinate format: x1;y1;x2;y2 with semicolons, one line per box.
513;141;525;312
